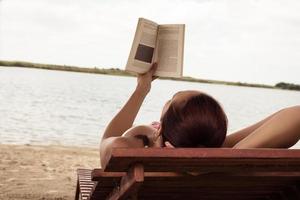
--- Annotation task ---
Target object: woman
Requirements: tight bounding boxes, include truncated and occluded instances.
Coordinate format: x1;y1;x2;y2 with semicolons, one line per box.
100;63;300;165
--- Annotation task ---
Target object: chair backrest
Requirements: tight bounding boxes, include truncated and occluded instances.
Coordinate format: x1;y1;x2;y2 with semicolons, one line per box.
90;148;300;200
102;148;300;172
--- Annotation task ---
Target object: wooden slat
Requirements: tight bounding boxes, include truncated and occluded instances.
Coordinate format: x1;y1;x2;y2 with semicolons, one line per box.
90;169;300;199
92;175;299;189
102;148;300;172
92;169;300;180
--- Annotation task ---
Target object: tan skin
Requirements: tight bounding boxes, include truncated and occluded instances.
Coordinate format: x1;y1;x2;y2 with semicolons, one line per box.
100;63;300;166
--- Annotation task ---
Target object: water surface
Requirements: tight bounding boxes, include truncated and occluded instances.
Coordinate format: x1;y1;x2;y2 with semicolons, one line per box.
0;67;299;148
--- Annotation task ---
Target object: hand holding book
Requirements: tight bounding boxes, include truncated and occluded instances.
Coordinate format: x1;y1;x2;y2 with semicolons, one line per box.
136;63;158;96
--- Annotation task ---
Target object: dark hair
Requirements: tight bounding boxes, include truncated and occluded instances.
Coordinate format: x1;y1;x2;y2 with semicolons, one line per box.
160;93;227;147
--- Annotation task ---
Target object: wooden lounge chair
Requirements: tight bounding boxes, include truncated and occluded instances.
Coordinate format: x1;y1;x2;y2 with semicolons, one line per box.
75;148;300;200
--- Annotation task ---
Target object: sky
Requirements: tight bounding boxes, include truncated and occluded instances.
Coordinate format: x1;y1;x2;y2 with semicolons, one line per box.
0;0;300;85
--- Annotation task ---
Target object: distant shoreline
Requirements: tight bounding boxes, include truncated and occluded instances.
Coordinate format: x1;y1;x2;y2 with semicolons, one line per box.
1;60;299;91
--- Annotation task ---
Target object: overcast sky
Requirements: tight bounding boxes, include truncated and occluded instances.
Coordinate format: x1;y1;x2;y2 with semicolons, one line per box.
0;0;300;85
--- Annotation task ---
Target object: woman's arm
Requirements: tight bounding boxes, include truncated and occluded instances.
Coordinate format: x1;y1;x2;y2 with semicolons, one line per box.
99;63;157;166
101;63;157;140
222;110;281;147
233;106;300;148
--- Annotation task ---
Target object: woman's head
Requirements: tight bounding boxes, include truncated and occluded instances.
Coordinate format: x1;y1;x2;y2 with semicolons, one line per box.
159;90;227;148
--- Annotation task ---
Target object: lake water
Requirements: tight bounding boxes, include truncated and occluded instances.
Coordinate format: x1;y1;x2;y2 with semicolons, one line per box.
0;67;300;148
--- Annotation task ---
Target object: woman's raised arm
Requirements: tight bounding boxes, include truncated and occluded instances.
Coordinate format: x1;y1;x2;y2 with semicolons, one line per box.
99;63;157;166
101;63;157;141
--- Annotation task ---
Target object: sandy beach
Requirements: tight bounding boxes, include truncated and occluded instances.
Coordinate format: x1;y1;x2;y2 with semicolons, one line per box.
0;144;99;200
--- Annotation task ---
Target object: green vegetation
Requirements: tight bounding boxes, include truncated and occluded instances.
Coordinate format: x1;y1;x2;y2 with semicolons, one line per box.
1;60;299;91
275;82;300;91
0;60;133;77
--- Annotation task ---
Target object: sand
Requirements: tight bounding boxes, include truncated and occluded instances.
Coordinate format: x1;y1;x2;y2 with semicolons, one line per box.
0;144;99;200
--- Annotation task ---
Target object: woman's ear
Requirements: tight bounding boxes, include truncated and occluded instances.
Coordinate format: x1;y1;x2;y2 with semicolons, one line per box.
164;141;175;148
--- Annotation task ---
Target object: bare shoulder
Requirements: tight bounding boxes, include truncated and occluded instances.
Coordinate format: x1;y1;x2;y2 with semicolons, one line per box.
100;136;144;166
100;125;155;151
100;125;157;166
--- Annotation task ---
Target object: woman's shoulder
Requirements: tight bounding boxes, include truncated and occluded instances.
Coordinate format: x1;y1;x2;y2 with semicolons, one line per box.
121;123;160;147
100;124;156;154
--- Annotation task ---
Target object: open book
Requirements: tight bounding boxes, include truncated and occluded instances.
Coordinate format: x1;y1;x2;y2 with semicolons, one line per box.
126;18;185;78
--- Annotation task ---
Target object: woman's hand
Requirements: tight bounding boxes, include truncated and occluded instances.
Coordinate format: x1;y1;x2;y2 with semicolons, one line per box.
136;63;158;96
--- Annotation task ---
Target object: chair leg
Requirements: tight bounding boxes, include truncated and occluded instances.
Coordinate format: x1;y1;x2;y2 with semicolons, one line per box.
107;163;144;200
75;178;80;200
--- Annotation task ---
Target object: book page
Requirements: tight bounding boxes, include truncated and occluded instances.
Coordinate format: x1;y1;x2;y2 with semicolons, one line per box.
153;24;185;78
126;18;158;74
